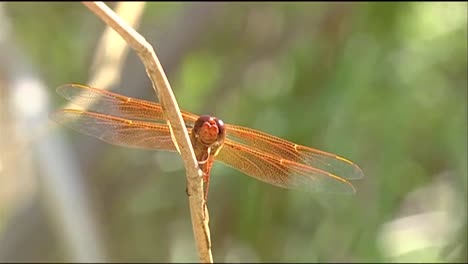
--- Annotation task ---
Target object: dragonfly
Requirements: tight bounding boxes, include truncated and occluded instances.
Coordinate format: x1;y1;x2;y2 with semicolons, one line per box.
50;84;364;201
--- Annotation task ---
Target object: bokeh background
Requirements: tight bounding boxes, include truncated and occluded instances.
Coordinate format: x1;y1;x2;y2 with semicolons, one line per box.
0;2;466;263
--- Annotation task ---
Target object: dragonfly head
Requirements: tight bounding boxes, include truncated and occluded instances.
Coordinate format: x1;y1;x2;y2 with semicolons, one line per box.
192;115;226;147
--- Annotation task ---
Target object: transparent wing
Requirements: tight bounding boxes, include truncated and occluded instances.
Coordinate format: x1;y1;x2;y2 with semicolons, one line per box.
56;83;199;125
225;124;364;181
216;140;356;194
50;109;179;151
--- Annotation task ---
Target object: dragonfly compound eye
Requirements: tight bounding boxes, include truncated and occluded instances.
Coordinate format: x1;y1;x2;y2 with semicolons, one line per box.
194;115;225;145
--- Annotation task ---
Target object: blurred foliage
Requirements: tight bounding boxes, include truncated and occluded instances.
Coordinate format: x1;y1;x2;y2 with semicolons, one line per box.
2;2;467;263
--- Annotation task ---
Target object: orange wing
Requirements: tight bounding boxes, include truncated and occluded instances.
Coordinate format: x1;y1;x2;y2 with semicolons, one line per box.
56;84;363;180
224;124;364;181
56;83;199;125
217;141;356;194
51;109;177;151
51;109;357;194
51;84;363;194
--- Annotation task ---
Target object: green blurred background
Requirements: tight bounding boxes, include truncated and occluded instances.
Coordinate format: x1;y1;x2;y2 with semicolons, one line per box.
0;2;466;263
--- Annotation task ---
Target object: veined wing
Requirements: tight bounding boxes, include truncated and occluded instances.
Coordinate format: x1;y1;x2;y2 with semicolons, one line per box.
53;84;363;190
216;139;357;194
224;124;364;181
50;109;178;151
56;83;199;125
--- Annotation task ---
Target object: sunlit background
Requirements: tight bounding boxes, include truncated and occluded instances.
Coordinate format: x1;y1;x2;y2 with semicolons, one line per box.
0;2;466;263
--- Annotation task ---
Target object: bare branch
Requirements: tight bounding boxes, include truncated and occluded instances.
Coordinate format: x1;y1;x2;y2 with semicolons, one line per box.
66;2;146;111
81;2;213;263
88;2;146;90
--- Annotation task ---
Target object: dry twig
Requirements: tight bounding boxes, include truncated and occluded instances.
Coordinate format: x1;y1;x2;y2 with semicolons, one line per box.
81;2;213;263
